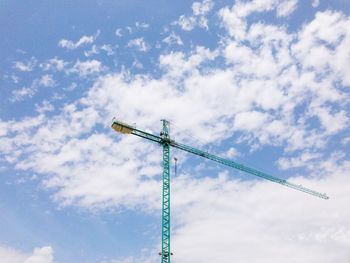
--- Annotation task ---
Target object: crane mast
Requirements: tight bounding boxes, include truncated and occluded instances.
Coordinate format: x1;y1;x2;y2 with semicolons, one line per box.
111;119;329;263
160;120;171;262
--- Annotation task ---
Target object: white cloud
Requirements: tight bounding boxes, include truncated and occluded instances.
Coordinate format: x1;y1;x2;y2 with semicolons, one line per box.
170;160;350;263
115;28;123;37
174;0;214;31
223;147;240;158
0;246;54;263
58;31;100;50
70;59;103;77
1;2;349;263
235;0;298;17
309;107;348;135
342;136;350;145
0;122;9;137
104;158;350;263
39;74;55;87
234;111;269;131
159;46;218;79
132;59;143;69
312;0;320;7
84;44;99;57
218;9;349;152
35;100;54;114
126;26;133;34
25;247;54;263
84;44;115;57
59;36;93;49
40;57;68;71
278;151;322;170
0;246;26;263
10;74;20;83
292;10;350;86
176;15;197;31
127;38;150;52
3;9;349;211
10;75;55;102
163;32;183;46
2;6;350;262
10;86;37;102
192;0;214;16
219;0;299;39
100;44;114;55
276;0;298;17
135;21;150;29
13;57;37;72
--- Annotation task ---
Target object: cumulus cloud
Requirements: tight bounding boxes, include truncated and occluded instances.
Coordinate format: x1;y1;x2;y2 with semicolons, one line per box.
278;151;322;170
219;0;299;40
0;246;54;263
102;158;350;263
2;8;349;211
1;3;350;263
169;160;350;263
292;10;350;86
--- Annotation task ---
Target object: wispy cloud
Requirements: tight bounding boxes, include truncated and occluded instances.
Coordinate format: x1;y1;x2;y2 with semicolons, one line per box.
174;0;214;31
312;0;320;8
135;21;150;29
70;59;104;77
127;37;151;52
163;32;183;46
115;28;123;37
40;57;68;72
10;75;55;102
13;57;37;72
59;30;100;50
10;86;37;102
84;44;115;57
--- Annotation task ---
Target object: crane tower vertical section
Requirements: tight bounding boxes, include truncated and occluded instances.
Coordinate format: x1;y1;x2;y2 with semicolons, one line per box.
161;120;171;263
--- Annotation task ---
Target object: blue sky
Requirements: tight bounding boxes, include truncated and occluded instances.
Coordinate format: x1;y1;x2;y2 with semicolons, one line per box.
1;0;350;262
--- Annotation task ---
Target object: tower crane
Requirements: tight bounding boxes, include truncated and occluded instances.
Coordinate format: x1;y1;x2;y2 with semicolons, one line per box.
111;119;328;263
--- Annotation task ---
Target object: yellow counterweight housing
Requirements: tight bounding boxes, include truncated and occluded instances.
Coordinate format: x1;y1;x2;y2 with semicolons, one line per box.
112;122;134;134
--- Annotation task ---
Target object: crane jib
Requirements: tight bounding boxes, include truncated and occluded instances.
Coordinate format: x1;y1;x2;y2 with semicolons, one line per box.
170;141;329;200
111;119;329;263
111;120;329;200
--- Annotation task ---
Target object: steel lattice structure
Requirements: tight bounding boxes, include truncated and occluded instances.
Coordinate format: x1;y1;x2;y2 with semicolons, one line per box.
112;119;328;263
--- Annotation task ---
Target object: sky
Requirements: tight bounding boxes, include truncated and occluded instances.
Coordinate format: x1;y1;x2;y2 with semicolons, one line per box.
0;0;350;262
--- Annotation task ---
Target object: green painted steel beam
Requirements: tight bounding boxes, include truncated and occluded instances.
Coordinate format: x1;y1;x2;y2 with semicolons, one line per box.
111;118;329;263
111;119;328;199
170;141;329;200
160;120;171;263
